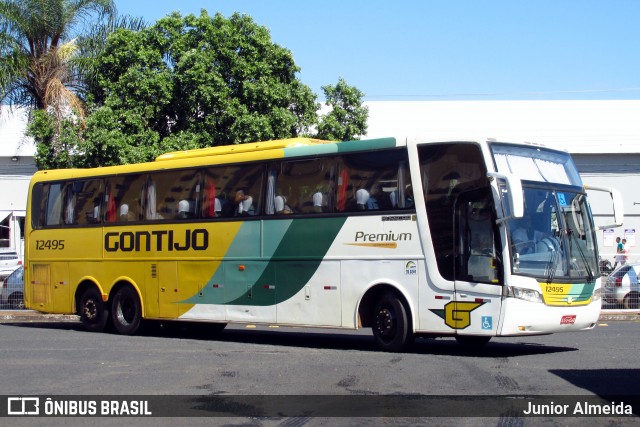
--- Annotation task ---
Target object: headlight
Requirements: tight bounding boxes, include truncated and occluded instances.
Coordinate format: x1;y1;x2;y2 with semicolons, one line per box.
592;287;601;301
505;286;544;303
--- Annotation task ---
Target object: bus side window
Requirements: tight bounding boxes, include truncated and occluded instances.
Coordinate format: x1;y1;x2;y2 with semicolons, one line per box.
340;150;411;212
267;159;329;215
203;164;263;218
31;183;49;228
73;179;104;225
148;169;201;220
46;183;64;226
107;174;146;223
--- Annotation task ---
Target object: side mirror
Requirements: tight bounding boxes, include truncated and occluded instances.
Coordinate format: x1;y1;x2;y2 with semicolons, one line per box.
584;184;623;229
487;172;524;224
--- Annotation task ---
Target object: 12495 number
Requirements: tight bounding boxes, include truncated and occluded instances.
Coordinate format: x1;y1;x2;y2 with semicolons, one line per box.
35;240;65;250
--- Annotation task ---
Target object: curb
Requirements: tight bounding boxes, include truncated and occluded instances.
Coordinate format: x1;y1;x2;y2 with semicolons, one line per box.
1;310;639;323
0;310;79;322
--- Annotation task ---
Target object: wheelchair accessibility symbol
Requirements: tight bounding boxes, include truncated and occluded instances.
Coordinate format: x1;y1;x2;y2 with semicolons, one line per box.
481;316;493;330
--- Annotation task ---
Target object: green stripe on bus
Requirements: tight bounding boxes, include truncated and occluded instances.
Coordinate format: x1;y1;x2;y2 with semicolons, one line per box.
227;217;347;305
572;282;595;302
185;217;347;306
282;137;398;158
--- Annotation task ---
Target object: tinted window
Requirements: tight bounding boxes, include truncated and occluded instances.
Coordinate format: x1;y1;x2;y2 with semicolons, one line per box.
202;164;264;218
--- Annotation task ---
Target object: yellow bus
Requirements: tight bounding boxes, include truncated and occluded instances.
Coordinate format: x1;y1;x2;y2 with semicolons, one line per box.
24;137;622;351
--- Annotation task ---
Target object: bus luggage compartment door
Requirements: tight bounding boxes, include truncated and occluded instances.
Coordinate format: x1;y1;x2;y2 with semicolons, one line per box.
224;261;276;323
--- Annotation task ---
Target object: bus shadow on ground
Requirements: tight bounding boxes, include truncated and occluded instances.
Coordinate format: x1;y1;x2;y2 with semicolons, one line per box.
550;369;640;396
6;320;577;358
550;369;640;416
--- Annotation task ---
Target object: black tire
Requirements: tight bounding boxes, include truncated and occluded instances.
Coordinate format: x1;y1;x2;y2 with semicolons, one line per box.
79;287;109;332
9;292;24;310
111;286;143;335
455;335;492;348
372;292;413;352
623;293;639;310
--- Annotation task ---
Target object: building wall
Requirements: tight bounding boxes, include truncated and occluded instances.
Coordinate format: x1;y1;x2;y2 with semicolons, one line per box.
574;153;640;263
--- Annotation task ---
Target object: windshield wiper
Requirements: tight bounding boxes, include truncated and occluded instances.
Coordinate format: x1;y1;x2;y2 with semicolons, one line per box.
544;230;564;284
567;227;595;284
544;246;558;284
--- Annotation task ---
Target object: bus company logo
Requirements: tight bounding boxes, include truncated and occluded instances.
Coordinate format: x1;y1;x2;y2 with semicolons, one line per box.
560;315;576;325
405;261;417;275
7;397;39;415
430;301;485;329
104;229;209;252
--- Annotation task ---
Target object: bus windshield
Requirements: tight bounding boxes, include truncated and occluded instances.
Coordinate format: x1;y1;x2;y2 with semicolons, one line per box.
507;186;598;282
491;143;582;186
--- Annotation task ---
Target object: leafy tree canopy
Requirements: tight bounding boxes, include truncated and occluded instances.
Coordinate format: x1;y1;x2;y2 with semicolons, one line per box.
317;77;369;141
27;9;369;169
68;10;318;166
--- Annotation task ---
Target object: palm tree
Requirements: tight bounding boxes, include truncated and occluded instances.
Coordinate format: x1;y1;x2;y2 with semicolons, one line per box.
75;13;146;105
0;0;115;113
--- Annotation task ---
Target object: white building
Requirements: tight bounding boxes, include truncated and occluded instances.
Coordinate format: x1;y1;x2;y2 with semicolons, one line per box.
1;101;639;262
0;107;36;258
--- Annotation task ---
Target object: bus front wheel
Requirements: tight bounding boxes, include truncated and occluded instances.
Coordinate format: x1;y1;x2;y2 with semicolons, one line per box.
79;288;109;332
111;286;142;335
372;292;413;352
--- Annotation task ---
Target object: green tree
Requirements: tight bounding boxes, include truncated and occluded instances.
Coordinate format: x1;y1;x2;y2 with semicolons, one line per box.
77;10;319;164
26;9;370;169
75;13;146;105
317;77;369;141
0;0;115;111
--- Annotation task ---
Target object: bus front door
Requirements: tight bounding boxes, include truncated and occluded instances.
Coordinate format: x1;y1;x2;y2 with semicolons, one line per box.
453;190;503;336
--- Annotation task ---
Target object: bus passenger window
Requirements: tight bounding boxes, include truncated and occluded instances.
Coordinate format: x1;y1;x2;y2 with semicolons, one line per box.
73;179;104;225
267;159;329;215
203;164;263;218
149;170;201;220
31;183;48;228
107;174;145;223
46;183;64;226
339;150;411;212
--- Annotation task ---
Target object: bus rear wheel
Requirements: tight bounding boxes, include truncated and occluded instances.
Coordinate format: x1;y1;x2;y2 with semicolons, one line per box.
79;287;109;332
372;292;413;352
111;286;142;335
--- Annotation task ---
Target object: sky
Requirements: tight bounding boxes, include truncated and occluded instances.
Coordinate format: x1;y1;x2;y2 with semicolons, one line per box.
112;1;640;101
